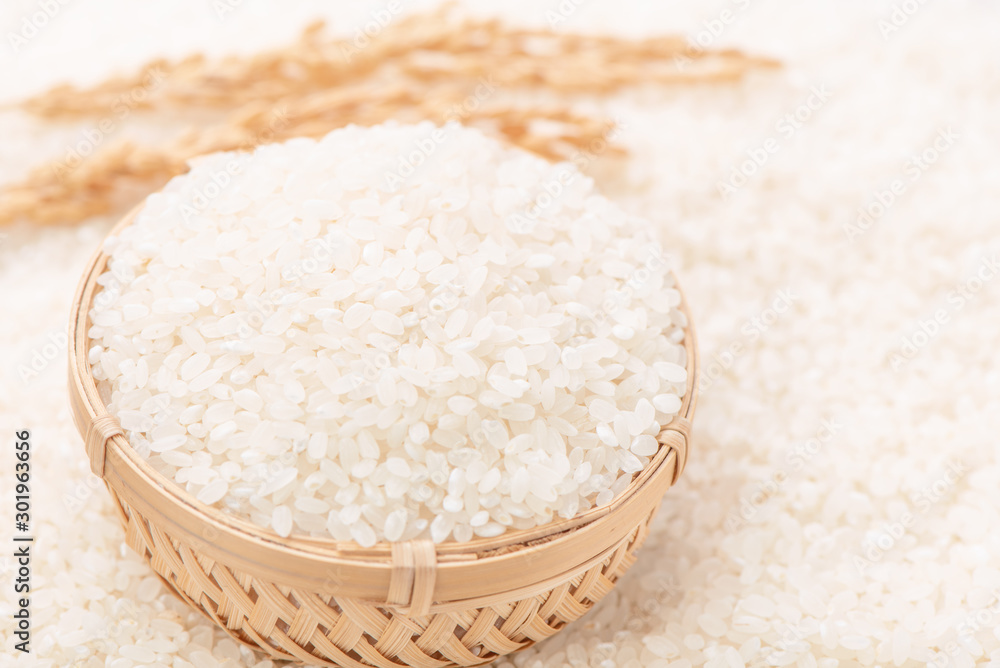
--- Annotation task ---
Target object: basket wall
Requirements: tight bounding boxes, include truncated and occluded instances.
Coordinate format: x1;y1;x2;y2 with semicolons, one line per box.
107;483;656;668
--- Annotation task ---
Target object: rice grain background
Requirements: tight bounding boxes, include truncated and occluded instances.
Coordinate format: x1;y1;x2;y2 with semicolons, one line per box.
2;1;1000;667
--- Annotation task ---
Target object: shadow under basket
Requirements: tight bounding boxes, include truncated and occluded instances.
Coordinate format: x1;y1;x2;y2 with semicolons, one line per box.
68;208;699;668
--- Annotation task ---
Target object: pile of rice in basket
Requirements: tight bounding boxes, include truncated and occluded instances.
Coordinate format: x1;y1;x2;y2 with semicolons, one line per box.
87;121;689;546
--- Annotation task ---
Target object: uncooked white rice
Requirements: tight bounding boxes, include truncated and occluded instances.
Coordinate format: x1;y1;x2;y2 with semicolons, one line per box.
7;2;1000;667
86;121;688;545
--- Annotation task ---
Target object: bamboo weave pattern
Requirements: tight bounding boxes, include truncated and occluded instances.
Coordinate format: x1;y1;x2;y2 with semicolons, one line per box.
109;485;655;668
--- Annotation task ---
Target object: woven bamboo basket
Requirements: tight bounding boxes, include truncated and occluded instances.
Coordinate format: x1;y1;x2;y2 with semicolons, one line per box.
69;206;698;668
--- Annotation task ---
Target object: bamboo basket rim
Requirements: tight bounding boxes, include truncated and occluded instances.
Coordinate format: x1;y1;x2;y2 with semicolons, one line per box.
68;204;698;609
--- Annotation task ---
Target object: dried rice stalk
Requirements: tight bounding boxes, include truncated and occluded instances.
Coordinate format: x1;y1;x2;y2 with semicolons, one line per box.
0;6;779;226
